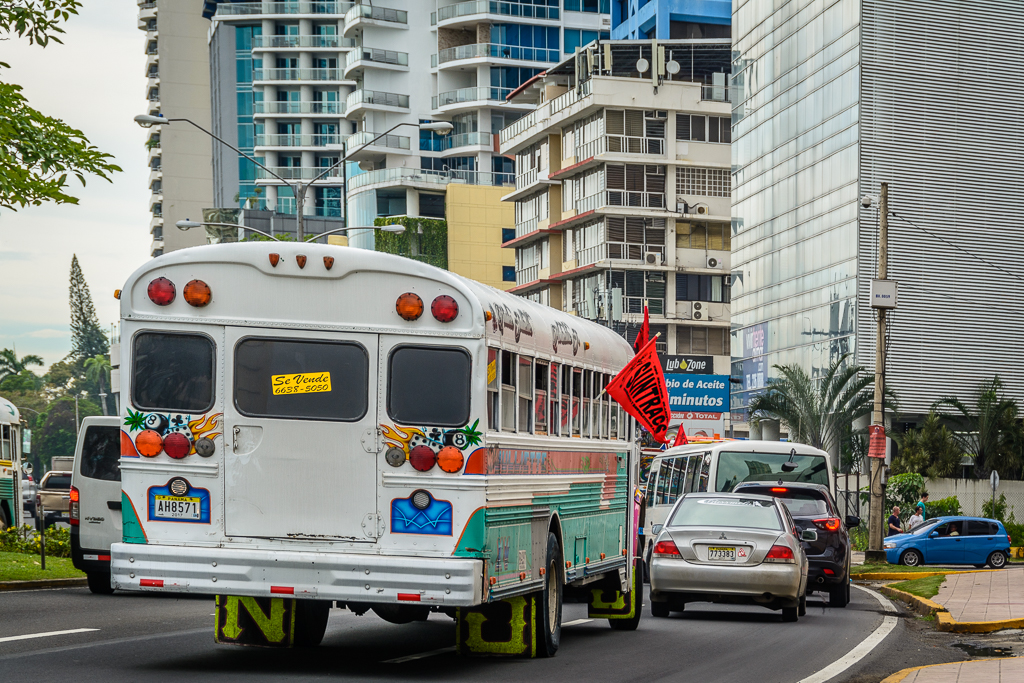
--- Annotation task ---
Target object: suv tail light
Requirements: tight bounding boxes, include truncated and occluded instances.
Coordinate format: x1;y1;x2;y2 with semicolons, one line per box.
765;544;795;563
69;486;80;526
813;518;842;532
653;540;681;557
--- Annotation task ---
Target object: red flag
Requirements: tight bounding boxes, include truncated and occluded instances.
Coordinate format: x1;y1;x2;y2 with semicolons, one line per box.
633;305;650;355
606;335;671;443
671;423;689;447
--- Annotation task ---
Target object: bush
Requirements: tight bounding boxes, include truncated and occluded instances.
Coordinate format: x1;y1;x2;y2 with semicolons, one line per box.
982;494;1008;522
927;496;962;518
0;524;71;558
1004;521;1024;545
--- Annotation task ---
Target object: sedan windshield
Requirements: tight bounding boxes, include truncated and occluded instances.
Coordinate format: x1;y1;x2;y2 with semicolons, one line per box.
669;496;782;530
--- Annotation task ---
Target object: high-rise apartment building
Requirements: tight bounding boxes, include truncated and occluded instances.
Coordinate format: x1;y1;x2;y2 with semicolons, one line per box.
500;39;733;432
610;0;730;40
202;0;611;289
730;0;1024;438
138;0;214;256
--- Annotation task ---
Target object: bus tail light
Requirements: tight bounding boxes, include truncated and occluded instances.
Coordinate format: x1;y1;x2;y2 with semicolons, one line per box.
69;486;80;526
437;446;464;473
408;446;436;472
136;430;163;457
147;277;175;306
431;295;459;323
183;280;211;307
396;292;424;321
163;432;191;459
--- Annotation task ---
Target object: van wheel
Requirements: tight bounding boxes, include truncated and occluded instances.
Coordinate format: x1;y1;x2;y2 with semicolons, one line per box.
537;532;563;658
293;600;331;647
829;581;850;608
651;600;670;618
988;551;1007;569
86;571;115;595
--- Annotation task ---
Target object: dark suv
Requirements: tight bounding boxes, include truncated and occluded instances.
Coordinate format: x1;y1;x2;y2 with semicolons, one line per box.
733;482;858;607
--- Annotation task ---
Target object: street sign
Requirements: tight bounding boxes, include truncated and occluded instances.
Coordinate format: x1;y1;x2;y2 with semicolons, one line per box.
991;470;1000;491
868;425;886;458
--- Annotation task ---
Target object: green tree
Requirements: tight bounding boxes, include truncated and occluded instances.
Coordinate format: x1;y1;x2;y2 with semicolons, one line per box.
746;353;893;464
68;254;108;359
83;354;110;416
892;412;964;479
933;376;1023;479
33;394;99;468
0;348;43;383
0;1;121;209
0;369;43;393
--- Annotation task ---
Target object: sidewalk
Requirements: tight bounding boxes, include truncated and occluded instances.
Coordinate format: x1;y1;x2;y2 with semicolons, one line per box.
884;657;1024;682
935;571;1024;623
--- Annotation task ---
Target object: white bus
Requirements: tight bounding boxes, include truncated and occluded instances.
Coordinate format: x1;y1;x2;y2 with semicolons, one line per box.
111;242;642;655
0;397;24;530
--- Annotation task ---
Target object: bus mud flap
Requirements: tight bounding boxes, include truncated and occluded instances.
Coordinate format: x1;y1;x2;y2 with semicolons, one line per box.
588;562;638;621
215;595;296;647
455;595;537;658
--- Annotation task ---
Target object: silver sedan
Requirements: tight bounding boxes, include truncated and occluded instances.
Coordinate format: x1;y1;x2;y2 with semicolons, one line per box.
649;492;813;622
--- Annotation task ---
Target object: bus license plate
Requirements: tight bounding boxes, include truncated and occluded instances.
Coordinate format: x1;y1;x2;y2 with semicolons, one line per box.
708;546;736;561
154;495;202;520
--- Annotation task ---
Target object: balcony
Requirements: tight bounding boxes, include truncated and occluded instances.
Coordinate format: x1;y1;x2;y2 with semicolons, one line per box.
254;134;345;147
440;131;493;153
252;35;356;49
432;86;513;112
515;216;539;240
515;264;539;286
252;67;350;83
345;131;412;152
437;1;559;28
574;134;665;160
344;89;410;115
344;47;408;77
437;42;558;67
214;2;354;17
254;100;343;115
701;85;738;103
343;3;407;35
347;167;513;192
515;168;538;191
256;166;344;181
576;190;666;213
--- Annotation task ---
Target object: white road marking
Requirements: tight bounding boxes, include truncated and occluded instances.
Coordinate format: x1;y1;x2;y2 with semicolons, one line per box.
794;584;899;683
561;618;593;627
0;628;99;644
383;646;456;664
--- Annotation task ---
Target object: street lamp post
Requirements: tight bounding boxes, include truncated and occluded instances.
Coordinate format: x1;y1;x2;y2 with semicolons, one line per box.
135;115;452;242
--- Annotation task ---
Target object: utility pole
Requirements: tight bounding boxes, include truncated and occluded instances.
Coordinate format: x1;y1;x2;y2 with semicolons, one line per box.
866;182;889;563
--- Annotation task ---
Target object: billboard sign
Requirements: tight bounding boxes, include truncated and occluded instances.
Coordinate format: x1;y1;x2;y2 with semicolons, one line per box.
661;355;714;375
666;375;729;411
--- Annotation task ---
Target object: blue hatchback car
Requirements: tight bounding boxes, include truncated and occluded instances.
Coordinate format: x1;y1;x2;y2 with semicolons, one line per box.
884;516;1011;569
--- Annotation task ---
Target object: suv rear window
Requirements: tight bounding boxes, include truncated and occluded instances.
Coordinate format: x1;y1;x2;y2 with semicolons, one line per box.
235;338;368;421
133;332;215;412
80;425;121;482
388;346;471;426
42;474;71;489
735;486;831;517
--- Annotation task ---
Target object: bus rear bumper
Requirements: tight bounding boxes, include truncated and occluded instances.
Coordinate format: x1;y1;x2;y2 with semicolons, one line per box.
110;543;485;606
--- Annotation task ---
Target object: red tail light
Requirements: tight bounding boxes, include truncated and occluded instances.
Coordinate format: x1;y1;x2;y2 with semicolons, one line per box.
69;485;80;526
771;487;788;493
431;295;459;323
163;432;191;459
823;568;835;576
147;277;176;306
408;445;436;472
814;518;842;532
765;544;795;563
653;540;681;557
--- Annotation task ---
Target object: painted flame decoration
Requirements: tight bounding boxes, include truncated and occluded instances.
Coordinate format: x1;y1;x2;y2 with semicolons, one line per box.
188;413;223;455
380;424;419;453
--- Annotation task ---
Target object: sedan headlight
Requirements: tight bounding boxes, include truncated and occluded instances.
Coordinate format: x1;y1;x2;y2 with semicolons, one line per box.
883;543;895;550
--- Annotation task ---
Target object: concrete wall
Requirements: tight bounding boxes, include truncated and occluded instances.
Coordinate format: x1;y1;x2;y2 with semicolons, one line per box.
446;184;514;290
924;478;1024;518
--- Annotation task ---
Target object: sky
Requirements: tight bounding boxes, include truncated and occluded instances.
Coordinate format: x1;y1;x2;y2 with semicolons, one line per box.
0;0;152;370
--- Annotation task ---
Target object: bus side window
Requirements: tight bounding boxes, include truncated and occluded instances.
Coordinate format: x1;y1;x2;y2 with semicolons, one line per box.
1;424;9;460
571;367;582;436
487;348;498;432
599;373;609;439
609;385;618;440
518;355;533;433
697;453;711;492
582;369;592;438
560;364;571;436
500;350;515;432
684;456;699;492
654;459;673;505
549;362;560;436
534;361;548;435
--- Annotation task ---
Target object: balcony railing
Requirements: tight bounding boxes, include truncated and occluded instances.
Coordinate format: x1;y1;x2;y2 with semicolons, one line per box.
515;216;538;239
346;131;411;150
438;0;559;23
347;167;513;192
256;166;344;180
575;133;664;160
437;42;558;65
345;89;410;110
214;1;354;16
515;264;539;285
344;3;407;25
432;86;513;109
255;100;343;114
499;79;591;145
253;67;345;81
701;85;737;102
252;35;356;49
515;167;538;190
255;134;344;147
576;190;666;213
441;131;493;150
345;47;408;68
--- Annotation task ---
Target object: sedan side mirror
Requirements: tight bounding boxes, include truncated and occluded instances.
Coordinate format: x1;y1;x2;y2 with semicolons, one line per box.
801;529;818;542
845;515;860;528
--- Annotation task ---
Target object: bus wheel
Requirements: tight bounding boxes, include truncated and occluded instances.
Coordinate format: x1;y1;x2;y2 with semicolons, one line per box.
371;604;430;624
607;561;643;631
538;532;563;658
0;504;9;531
293;599;331;647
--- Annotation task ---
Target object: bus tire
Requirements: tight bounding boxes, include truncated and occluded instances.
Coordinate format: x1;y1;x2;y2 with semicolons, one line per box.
0;503;9;531
607;559;643;631
371;604;430;624
87;571;115;595
538;532;563;658
293;599;331;647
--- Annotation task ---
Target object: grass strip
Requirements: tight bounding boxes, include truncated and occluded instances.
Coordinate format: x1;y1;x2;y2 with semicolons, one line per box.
0;551;85;582
851;563;942;575
890;573;946;600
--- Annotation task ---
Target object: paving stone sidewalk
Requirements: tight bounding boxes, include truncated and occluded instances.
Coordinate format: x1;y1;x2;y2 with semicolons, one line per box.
896;657;1024;682
934;570;1024;623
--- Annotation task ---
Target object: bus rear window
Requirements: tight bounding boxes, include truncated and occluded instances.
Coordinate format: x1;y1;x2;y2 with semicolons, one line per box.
80;425;121;482
132;332;215;412
234;339;368;421
388;346;471;427
716;451;830;492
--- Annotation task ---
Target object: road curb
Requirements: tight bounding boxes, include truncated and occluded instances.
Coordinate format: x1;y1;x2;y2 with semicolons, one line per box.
880;584;1024;633
0;577;87;591
878;586;945;617
880;657;1024;683
854;569;993;580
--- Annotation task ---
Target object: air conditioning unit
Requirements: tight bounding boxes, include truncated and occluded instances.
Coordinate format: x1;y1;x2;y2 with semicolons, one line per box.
706;256;722;269
645;252;662;266
695;205;710;216
676;201;689;214
691;301;707;321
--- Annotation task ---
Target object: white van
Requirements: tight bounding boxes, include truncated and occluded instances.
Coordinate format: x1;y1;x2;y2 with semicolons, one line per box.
641;440;834;569
70;416;123;594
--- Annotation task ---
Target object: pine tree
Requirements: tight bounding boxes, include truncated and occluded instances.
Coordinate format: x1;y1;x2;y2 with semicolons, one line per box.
69;254;108;359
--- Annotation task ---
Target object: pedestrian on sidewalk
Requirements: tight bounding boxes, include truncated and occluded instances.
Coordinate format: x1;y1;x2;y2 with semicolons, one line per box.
887;506;903;536
917;492;929;520
907;505;924;531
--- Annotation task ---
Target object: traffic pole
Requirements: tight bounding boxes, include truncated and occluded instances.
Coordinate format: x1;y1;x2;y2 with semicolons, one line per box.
866;183;889;563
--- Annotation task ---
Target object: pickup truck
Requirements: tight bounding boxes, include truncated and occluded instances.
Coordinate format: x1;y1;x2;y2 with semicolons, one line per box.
37;471;72;528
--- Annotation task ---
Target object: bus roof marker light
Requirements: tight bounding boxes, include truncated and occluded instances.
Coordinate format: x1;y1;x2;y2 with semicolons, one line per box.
437;446;464;473
269;253;280;267
408;445;436;472
136;430;163;457
183;280;212;307
296;255;307;269
396;292;424;321
323;256;334;270
147;277;176;306
431;295;459;323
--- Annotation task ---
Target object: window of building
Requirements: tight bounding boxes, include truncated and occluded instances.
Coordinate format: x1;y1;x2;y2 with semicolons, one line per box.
606;216;665;260
490;24;560;62
609;270;665;315
676;273;731;303
676;167;731;198
502;228;516;244
563;29;609;53
708;115;731;143
677;114;730;143
503;265;516;281
605;110;665;153
564;0;610;12
491;66;542;91
676;222;731;250
605;163;665;208
669;21;731;39
677;326;730;355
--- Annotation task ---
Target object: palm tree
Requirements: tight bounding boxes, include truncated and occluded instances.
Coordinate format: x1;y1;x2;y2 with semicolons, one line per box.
83;354;111;416
0;348;43;383
933;376;1022;479
891;411;964;479
746;353;892;463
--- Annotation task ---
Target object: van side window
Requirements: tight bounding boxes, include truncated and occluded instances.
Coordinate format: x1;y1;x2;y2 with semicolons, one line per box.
534;361;549;435
80;425;121;482
133;332;215;412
